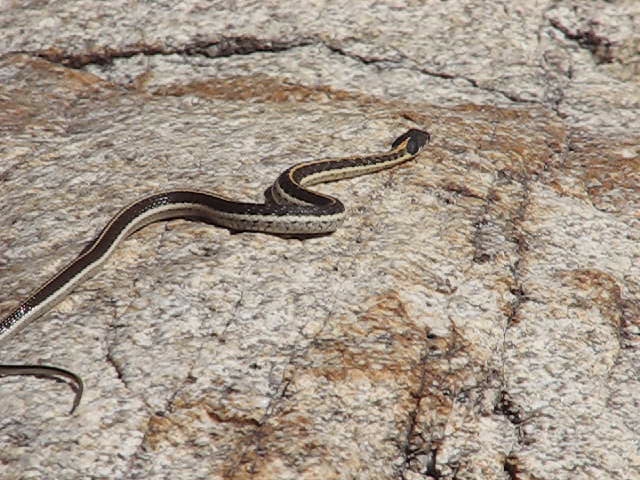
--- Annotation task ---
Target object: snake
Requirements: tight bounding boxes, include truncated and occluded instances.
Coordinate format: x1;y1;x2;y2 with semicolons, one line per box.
0;128;430;413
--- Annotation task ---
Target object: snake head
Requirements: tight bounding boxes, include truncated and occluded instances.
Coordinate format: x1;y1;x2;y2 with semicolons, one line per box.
391;128;431;155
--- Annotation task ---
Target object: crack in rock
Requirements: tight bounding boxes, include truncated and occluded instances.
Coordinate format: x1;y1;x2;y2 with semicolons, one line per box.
324;40;540;104
28;34;542;106
549;18;614;64
503;453;521;480
105;336;129;389
32;36;314;68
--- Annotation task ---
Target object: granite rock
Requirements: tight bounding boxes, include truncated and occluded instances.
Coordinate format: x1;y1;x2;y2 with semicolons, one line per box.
0;1;638;479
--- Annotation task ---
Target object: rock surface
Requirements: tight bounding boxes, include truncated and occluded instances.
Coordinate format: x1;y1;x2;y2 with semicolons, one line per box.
0;1;638;479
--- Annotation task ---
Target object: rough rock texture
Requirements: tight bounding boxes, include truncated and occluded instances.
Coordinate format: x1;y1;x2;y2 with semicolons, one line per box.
0;1;638;479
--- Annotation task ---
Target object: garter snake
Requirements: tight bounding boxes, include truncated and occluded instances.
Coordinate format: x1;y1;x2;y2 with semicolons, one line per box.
0;128;430;413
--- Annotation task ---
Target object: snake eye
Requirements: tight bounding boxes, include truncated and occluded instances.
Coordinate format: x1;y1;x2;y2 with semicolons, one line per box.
407;137;420;154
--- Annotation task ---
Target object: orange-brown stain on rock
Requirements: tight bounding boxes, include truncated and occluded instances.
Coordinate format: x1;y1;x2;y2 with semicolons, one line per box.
559;268;627;332
7;54;115;92
0;54;117;133
153;76;367;104
303;291;426;385
548;134;640;215
126;294;472;478
220;418;335;480
219;292;461;479
558;268;640;350
144;397;261;452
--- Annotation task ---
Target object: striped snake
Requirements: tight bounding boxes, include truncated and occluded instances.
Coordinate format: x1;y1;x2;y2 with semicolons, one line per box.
0;128;430;413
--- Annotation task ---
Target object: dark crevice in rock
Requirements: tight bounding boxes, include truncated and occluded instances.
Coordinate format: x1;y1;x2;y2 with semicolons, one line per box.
32;36;315;68
30;33;542;106
323;41;398;66
416;66;538;105
505;262;529;327
499;180;529;393
549;18;614;64
405;63;538;104
619;298;640;350
398;336;444;480
503;454;521;480
324;41;540;105
104;340;128;389
398;326;472;479
494;389;525;428
484;86;539;105
472;166;536;452
503;170;533;321
495;390;540;477
103;300;132;393
492;125;572;455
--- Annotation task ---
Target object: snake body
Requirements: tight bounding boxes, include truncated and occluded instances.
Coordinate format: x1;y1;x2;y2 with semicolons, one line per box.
0;128;430;412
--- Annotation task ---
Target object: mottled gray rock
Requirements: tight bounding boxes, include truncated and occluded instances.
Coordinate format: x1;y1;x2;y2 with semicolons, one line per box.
0;2;638;479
